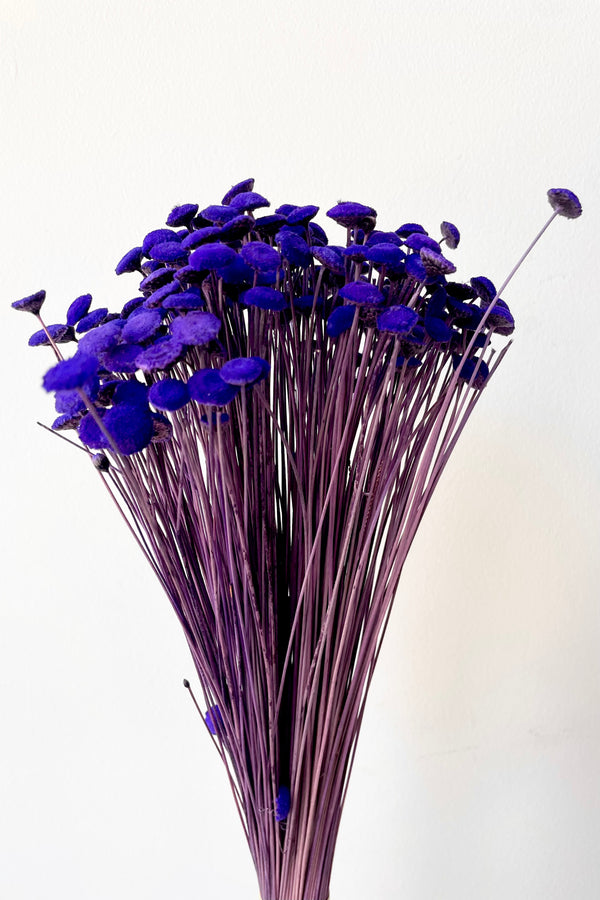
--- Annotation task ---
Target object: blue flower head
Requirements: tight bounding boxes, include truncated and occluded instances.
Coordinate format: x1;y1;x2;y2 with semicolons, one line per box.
547;188;582;219
166;203;199;227
12;289;46;315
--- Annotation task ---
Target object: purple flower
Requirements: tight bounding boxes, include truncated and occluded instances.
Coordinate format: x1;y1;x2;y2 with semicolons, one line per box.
547;188;582;219
376;305;419;335
150;241;188;264
142;229;181;256
221;178;255;205
275;787;290;822
240;287;288;311
136;337;185;372
326;201;377;229
229;191;269;212
188;369;239;405
326;305;356;337
240;242;282;272
28;323;75;346
440;221;460;249
42;352;99;392
170;311;221;346
166;203;199;227
12;289;46;315
338;282;385;306
189;243;238;270
76;308;109;333
148;378;191;411
220;357;270;385
287;205;319;225
420;247;456;276
122;309;164;343
104;402;154;455
181;227;223;250
115;247;143;275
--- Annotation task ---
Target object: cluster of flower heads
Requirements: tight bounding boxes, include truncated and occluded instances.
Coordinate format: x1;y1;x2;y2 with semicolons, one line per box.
13;181;581;457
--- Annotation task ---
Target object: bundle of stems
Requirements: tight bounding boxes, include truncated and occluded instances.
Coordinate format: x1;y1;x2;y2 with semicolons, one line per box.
13;183;581;900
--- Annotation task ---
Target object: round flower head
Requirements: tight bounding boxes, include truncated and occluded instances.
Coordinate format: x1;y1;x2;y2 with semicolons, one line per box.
150;241;188;264
275;786;291;822
170;311;221;346
240;286;288;311
166;203;199;228
453;354;490;389
55;389;86;416
144;281;181;308
287;205;319;225
78;409;109;449
326;305;356;337
365;244;406;267
470;276;496;303
404;254;427;281
420;247;456;276
254;214;287;237
78;319;124;355
440;221;460;249
115;246;143;276
188;369;240;405
338;282;385;306
76;308;109;333
148;378;190;411
395;222;427;238
311;245;345;275
221;178;255;205
122;309;164;343
240;242;282;272
219;215;254;241
216;256;255;285
189;243;238;270
43;351;99;392
377;305;419;335
343;244;368;262
277;232;312;268
104;401;153;455
136;337;185;372
141;259;165;276
199;204;241;225
28;323;75;346
326;201;377;229
204;704;225;735
547;188;582;219
404;233;441;253
101;342;143;374
229;191;269;212
12;289;46;315
181;227;222;250
424;316;453;343
142;228;181;257
65;293;93;326
162;290;206;311
220;356;270;385
52;412;83;431
121;296;145;318
140;268;174;292
112;380;148;405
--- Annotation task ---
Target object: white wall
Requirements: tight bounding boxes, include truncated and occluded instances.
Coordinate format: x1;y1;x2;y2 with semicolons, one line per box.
2;2;599;898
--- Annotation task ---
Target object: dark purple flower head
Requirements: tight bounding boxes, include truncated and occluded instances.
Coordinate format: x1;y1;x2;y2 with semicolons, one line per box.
12;289;46;315
240;287;288;311
65;293;93;326
446;281;476;301
29;323;76;346
162;290;206;311
218;215;254;241
364;244;406;267
144;281;181;308
150;241;188;264
76;308;109;333
254;214;288;236
101;342;143;374
43;351;99;392
275;786;290;822
240;242;282;272
326;202;377;229
122;309;164;343
142;229;181;257
78;319;124;355
377;305;419;335
220;356;270;385
199;204;241;225
452;354;490;389
547;188;582;219
326;305;356;337
55;389;86;415
308;221;328;246
121;296;146;318
470;276;497;303
287;204;319;225
104;402;153;455
424;316;453;342
188;369;240;405
366;231;402;247
148;378;191;411
420;247;456;276
440;221;460;249
52;412;82;431
404;254;427;282
221;178;255;205
277;231;312;267
173;264;207;286
311;245;345;275
395;223;427;238
166;203;199;227
139;268;174;292
136;337;185;372
275;203;297;216
78;409;109;449
229;191;269;212
115;246;143;276
92;452;110;471
343;244;368;262
112;380;148;405
204;705;225;734
404;233;441;253
170;311;221;346
338;282;385;306
216;256;254;285
189;243;238;270
181;227;222;250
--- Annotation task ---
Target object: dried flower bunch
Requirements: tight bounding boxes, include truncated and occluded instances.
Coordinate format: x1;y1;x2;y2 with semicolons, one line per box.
13;182;581;900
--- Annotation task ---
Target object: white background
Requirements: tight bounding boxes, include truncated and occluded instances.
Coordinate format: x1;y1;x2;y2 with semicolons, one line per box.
2;2;599;898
